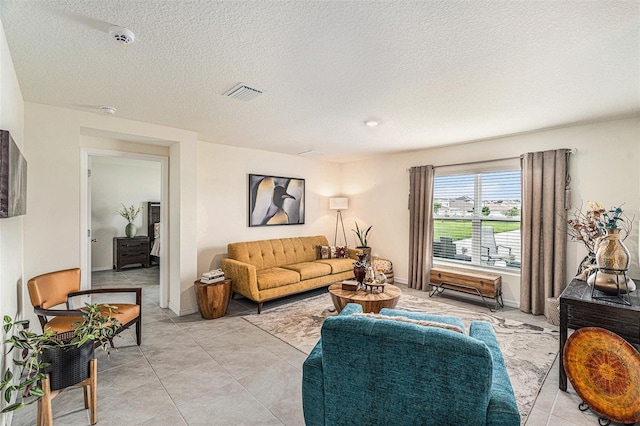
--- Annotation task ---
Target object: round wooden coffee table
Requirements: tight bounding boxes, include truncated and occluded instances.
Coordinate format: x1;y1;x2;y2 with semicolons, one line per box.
328;282;401;313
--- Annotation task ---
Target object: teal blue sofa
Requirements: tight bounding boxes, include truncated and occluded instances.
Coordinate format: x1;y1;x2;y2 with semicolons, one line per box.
302;303;520;425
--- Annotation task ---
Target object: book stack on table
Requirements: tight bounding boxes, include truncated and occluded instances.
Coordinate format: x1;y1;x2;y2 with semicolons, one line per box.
201;269;225;284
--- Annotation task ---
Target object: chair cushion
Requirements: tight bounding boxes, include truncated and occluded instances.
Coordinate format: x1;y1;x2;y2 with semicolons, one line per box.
256;267;300;290
43;303;140;333
282;262;332;280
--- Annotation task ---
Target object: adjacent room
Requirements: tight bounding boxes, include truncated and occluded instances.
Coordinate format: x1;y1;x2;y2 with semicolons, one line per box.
0;1;638;426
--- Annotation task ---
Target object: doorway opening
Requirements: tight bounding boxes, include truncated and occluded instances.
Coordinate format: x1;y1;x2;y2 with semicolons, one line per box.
80;148;169;308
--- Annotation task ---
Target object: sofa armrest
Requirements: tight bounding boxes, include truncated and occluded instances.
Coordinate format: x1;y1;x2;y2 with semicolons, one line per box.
302;340;325;426
339;303;363;316
220;258;259;301
470;321;520;426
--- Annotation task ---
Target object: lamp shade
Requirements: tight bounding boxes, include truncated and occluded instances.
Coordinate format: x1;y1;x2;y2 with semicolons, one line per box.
329;197;348;210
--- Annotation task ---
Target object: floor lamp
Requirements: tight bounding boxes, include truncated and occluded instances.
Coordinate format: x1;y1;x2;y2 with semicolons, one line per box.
330;197;348;246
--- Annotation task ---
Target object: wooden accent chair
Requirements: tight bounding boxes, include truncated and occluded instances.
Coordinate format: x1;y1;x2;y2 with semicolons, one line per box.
27;268;142;345
38;358;97;426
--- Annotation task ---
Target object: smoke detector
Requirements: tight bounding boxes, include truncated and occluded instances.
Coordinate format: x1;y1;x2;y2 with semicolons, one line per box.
108;26;135;45
99;105;117;115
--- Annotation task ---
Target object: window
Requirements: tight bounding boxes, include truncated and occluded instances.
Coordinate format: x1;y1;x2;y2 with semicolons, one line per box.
433;168;521;270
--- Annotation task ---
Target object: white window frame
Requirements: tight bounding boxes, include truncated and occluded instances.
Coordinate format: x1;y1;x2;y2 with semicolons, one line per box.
433;159;521;271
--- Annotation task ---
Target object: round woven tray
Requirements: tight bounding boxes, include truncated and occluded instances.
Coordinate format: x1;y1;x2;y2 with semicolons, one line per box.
563;327;640;424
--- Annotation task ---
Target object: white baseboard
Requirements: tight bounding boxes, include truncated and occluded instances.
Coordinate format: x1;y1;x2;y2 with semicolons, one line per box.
91;266;113;272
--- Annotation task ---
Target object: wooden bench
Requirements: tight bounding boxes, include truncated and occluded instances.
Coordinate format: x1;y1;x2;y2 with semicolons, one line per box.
429;266;503;311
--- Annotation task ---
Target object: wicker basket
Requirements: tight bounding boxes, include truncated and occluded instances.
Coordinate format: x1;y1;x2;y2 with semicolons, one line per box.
41;340;95;391
545;297;560;326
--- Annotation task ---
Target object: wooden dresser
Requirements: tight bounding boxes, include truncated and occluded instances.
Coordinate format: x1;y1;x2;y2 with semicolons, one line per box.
113;236;150;271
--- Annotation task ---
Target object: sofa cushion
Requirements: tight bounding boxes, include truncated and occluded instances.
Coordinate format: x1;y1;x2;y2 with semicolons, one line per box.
283;262;332;280
352;313;463;334
316;258;355;274
256;267;301;290
228;236;329;269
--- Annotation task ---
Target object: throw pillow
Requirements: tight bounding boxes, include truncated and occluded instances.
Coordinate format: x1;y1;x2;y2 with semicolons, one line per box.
333;246;348;259
352;313;464;334
316;245;331;260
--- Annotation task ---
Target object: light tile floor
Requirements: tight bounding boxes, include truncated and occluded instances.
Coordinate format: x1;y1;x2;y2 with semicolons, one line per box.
10;267;623;425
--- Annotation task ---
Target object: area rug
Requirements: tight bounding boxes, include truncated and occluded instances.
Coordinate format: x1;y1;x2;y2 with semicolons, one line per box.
243;293;558;424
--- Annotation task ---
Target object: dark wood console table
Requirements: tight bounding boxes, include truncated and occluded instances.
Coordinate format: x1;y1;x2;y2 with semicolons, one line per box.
559;278;640;391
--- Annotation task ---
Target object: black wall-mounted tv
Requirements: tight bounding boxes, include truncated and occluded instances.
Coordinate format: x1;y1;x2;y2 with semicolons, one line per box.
0;130;27;218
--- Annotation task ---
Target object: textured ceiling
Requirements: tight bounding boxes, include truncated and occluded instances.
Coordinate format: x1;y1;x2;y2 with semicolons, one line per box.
1;1;638;162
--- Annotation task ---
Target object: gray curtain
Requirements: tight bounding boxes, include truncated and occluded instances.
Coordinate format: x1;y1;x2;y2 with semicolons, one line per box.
520;149;570;315
408;165;434;291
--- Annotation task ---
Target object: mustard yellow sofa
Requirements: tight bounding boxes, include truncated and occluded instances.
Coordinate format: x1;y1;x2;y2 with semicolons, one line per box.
221;236;359;313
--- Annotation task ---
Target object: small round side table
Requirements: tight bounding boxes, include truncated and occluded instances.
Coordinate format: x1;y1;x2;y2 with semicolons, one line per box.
563;327;640;426
194;278;232;319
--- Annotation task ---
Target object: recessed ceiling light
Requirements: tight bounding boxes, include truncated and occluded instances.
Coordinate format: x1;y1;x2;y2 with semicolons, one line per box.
99;105;117;115
364;120;380;127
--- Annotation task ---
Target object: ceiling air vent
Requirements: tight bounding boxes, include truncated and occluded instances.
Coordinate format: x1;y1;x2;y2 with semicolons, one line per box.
224;83;263;101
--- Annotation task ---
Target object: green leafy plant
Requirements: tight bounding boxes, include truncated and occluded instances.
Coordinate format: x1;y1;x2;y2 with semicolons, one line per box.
116;203;141;223
352;221;372;247
0;304;121;413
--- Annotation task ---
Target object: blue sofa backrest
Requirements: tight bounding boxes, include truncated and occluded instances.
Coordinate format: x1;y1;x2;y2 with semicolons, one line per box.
320;314;494;425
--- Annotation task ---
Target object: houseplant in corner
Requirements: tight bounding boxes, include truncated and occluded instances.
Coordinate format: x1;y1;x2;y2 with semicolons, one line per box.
0;303;121;413
117;203;142;238
352;221;372;262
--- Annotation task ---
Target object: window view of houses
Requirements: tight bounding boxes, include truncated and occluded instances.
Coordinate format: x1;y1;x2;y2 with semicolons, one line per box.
433;170;521;269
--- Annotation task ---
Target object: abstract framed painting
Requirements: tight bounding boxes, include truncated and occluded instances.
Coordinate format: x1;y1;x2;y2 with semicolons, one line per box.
249;174;305;226
0;130;27;218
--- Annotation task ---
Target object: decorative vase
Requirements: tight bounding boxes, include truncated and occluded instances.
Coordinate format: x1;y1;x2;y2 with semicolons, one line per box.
353;252;368;285
596;228;630;273
125;222;137;238
589;228;634;294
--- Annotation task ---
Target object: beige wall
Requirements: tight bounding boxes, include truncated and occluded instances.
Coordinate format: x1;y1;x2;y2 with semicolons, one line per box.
342;117;640;306
0;17;25;425
23;103;198;317
196;142;342;278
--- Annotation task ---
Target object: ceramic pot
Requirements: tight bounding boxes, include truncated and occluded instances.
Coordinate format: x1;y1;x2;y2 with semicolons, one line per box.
125;222;137;238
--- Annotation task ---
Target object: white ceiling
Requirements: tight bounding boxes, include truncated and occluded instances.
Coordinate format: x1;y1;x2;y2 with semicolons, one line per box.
1;1;638;162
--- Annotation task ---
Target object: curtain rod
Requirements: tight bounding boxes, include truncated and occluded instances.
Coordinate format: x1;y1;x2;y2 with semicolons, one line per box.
406;148;577;171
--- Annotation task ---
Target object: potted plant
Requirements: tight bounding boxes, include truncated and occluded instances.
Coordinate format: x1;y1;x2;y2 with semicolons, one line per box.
0;303;122;413
117;203;141;238
352;221;372;261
